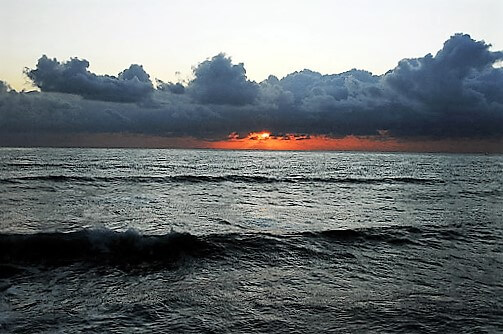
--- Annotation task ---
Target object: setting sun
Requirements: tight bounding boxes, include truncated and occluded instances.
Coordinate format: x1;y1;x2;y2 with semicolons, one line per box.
248;132;271;140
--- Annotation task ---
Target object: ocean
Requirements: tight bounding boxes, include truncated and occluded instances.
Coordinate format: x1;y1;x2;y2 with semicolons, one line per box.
0;148;502;333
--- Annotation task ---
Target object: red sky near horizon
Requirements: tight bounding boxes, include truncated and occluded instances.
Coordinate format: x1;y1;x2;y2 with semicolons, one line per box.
3;131;502;153
206;132;503;153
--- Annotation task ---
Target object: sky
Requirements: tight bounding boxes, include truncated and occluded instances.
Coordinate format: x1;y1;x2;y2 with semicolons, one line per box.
1;0;503;151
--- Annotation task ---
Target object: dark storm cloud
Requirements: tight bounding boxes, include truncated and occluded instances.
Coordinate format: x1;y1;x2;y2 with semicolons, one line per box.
156;80;185;94
260;33;503;138
383;33;502;108
1;33;503;141
0;80;11;93
379;33;503;137
187;53;259;105
24;56;154;102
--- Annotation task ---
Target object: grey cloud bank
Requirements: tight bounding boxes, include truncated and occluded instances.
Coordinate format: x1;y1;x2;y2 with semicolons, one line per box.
1;33;502;141
24;56;154;103
188;54;259;106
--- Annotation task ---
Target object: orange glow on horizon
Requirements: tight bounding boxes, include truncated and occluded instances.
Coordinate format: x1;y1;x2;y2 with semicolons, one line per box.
208;133;402;151
205;132;503;152
1;132;502;153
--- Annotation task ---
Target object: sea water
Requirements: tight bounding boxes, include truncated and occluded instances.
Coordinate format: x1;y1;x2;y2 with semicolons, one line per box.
0;148;502;332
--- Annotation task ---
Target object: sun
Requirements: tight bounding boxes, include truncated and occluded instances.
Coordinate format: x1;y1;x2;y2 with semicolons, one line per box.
247;131;271;140
258;132;270;140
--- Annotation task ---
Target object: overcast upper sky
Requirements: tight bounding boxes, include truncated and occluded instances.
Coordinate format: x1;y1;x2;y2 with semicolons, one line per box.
1;0;502;91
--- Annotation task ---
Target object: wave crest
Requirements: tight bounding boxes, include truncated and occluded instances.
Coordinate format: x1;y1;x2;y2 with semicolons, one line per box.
0;229;211;265
0;225;464;269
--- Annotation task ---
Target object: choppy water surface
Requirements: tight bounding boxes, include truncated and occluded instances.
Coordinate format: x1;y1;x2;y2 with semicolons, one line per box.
0;148;502;333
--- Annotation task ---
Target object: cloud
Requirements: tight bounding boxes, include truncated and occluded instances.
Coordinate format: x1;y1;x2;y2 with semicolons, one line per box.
24;55;154;103
1;33;503;144
156;80;185;94
0;80;11;94
384;33;501;105
380;33;503;137
258;33;503;138
187;53;259;105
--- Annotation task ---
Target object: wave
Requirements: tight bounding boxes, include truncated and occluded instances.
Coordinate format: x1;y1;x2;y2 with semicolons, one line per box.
1;175;97;184
1;162;73;168
0;174;443;185
0;225;463;270
0;229;211;267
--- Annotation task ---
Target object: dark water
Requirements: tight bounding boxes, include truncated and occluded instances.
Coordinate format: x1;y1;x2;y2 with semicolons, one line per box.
0;148;502;333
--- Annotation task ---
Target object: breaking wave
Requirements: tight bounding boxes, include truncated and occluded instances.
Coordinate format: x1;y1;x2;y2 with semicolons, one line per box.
0;225;467;268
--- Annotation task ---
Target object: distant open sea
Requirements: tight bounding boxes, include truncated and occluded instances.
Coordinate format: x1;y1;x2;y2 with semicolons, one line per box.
0;148;502;333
